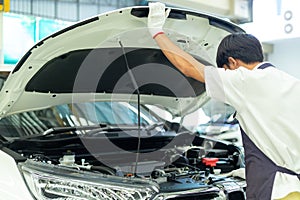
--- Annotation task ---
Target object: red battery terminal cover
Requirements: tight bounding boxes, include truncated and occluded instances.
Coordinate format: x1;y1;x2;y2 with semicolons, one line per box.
202;157;219;167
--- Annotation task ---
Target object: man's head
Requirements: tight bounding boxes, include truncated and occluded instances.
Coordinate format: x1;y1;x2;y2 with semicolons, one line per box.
216;33;264;69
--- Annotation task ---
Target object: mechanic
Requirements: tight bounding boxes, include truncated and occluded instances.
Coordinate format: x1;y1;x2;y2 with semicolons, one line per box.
147;2;300;200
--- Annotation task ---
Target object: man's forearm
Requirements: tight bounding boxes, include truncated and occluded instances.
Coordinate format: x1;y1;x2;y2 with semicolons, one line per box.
154;33;206;83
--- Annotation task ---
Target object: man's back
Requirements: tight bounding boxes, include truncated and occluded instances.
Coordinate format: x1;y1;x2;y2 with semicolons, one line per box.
237;66;300;169
205;64;300;199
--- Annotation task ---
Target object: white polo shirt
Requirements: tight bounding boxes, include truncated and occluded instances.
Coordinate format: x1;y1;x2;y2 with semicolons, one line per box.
205;63;300;199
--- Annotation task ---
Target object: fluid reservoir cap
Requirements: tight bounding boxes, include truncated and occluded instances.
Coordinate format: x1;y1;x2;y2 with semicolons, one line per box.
202;157;219;167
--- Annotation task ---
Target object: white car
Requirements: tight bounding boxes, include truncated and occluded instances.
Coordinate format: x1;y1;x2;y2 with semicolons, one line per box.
0;5;246;200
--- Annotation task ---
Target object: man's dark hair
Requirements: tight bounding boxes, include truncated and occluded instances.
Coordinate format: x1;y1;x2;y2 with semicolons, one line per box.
216;33;264;68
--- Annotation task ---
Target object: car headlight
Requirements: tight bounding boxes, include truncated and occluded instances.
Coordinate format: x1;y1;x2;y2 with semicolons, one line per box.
19;160;159;200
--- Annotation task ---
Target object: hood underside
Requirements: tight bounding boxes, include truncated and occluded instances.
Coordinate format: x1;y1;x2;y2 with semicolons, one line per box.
0;6;244;117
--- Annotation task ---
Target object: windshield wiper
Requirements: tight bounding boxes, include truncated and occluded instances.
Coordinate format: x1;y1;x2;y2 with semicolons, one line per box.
84;124;145;135
20;123;110;139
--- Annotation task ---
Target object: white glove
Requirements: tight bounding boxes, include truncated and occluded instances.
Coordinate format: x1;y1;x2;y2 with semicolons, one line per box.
148;2;171;38
224;168;246;179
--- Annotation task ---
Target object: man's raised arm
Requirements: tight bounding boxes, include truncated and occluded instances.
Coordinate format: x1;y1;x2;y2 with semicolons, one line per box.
148;2;206;83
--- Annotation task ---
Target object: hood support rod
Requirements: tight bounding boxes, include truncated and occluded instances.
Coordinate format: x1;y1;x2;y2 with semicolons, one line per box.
118;40;141;176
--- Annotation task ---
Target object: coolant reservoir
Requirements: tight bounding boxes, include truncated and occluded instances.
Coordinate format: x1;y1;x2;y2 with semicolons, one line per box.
59;152;75;165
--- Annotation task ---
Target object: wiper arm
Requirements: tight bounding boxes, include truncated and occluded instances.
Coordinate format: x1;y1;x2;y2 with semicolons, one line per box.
144;122;165;134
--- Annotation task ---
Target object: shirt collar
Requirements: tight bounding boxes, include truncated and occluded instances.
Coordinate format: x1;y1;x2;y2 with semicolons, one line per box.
253;62;269;70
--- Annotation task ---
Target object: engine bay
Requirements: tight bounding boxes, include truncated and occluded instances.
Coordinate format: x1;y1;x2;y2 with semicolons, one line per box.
4;127;246;199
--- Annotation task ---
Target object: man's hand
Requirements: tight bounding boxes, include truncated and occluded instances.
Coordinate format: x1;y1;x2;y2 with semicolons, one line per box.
148;2;170;38
223;168;246;179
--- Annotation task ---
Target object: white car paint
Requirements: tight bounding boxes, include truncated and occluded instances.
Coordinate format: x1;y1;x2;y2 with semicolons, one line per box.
0;150;33;200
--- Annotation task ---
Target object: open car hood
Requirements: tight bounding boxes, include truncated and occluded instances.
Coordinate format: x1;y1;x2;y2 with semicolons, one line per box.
0;6;244;118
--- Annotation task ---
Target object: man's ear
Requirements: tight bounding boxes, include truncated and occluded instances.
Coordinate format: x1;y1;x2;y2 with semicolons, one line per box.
228;57;238;69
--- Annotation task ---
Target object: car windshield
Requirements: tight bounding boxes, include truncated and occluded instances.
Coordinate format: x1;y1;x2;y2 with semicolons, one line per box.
0;102;160;138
